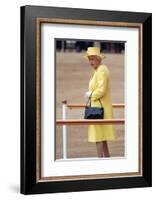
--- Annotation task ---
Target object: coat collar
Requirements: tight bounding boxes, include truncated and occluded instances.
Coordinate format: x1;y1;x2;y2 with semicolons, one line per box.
94;64;103;72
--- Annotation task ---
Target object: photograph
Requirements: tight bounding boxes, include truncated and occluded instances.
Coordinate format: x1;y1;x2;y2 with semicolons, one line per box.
55;39;125;160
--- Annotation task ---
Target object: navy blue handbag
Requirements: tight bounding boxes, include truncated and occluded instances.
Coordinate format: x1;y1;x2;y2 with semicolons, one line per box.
84;94;104;119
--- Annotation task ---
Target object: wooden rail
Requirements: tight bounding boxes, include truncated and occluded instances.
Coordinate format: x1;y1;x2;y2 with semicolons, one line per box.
56;119;125;125
67;103;125;109
59;101;125;159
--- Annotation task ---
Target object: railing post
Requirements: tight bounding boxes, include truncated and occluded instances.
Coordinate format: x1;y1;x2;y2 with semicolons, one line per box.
62;100;67;159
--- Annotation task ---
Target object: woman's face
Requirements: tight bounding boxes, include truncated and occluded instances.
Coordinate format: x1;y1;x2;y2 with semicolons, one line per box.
88;55;101;69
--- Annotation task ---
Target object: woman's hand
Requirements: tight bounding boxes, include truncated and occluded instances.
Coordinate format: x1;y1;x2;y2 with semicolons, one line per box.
84;91;92;100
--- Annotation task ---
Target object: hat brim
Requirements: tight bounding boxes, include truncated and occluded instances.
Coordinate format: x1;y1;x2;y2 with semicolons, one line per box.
83;53;106;59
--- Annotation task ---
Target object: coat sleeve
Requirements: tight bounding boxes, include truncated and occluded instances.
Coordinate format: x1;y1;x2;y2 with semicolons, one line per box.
91;71;108;101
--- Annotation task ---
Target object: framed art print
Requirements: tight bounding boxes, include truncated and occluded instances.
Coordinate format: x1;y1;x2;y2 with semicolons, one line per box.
20;5;152;194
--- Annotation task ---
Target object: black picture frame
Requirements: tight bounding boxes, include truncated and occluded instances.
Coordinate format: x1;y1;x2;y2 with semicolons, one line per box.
20;5;152;194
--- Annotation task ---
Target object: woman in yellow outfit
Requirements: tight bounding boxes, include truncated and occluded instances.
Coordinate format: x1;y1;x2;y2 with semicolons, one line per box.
84;47;116;158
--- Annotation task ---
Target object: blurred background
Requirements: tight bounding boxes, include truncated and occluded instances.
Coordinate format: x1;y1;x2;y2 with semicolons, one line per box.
56;39;125;53
55;39;125;160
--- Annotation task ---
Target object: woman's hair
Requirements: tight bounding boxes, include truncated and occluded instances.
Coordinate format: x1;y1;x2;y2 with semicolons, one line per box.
97;56;102;61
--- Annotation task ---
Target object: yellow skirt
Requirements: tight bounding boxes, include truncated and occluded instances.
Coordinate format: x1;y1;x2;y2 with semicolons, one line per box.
88;124;116;142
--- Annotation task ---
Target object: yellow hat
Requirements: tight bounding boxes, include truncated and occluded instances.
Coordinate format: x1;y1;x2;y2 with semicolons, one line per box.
84;47;106;59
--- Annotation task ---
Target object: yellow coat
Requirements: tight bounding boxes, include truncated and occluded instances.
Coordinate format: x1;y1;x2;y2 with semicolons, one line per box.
88;64;116;142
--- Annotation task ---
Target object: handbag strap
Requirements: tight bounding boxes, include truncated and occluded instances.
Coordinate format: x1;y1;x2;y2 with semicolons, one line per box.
86;92;103;107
